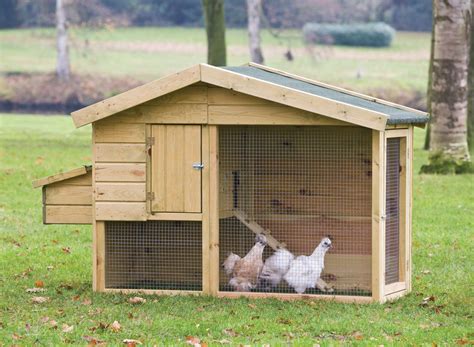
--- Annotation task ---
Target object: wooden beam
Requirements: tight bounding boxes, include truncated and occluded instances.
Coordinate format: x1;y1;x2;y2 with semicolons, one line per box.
147;213;202;221
94;221;105;292
248;62;428;117
217;291;373;303
201;64;388;130
208;125;220;295
33;166;91;188
44;205;92;224
371;130;385;303
233;209;286;251
71;64;201;128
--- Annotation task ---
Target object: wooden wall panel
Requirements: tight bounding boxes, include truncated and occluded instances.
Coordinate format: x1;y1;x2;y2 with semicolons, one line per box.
45;185;92;205
95;144;146;163
44;205;92;224
94;122;145;143
96;202;147;221
95;163;146;182
95;183;146;202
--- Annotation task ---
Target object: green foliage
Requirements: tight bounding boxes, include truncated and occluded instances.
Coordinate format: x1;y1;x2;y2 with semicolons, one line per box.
1;117;473;345
303;22;396;47
420;151;474;175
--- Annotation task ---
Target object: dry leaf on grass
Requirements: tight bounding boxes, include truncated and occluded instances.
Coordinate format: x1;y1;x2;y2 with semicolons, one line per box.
40;316;50;323
351;331;364;340
128;297;146;304
186;336;201;346
420;296;436;306
26;287;45;293
123;339;142;346
110;320;121;332
223;328;238;337
12;333;22;340
49;320;58;328
62;247;71;254
82;298;92;305
62;324;74;333
34;280;44;288
83;335;105;346
31;296;49;304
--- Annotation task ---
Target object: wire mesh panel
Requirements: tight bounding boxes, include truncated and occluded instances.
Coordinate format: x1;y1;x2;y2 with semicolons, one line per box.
105;221;202;290
385;138;401;285
219;126;372;296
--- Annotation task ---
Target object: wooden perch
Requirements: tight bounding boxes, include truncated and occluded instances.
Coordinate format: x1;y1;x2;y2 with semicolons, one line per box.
233;209;286;251
233;209;333;292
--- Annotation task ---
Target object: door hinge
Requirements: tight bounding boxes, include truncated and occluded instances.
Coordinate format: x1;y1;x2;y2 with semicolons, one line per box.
146;192;155;201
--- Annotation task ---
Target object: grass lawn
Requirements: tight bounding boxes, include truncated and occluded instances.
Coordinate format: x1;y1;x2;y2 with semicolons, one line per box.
0;27;429;93
1;114;473;345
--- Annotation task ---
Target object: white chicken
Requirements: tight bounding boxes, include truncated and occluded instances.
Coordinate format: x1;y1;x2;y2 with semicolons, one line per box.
223;234;267;292
258;248;295;290
283;237;332;294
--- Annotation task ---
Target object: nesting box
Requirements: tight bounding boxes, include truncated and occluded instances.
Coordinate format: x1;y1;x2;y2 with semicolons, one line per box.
33;63;428;303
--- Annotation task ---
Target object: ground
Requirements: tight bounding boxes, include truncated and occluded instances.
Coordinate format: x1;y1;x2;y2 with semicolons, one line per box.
0;114;473;345
0;28;429;101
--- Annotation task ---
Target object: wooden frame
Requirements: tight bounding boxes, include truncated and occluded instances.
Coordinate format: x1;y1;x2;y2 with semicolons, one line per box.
382;128;411;302
34;63;425;303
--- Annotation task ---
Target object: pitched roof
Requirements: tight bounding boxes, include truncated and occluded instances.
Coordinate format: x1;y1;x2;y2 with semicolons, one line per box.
32;165;92;188
71;63;428;130
224;65;429;126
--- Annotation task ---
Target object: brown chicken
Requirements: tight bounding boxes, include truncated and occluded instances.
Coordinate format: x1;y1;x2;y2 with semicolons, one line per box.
223;234;267;292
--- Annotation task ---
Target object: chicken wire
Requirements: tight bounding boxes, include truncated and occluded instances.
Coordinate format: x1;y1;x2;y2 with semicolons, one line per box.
219;126;372;296
385;138;401;285
105;221;202;290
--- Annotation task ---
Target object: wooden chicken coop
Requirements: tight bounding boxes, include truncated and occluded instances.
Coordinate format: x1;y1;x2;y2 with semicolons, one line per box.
33;63;428;303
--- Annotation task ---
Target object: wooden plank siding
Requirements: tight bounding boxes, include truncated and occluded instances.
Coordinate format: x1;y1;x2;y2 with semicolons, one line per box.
42;170;93;224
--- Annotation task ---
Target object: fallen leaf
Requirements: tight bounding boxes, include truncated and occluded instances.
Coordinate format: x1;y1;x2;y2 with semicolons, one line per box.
49;320;58;328
72;295;81;301
420;296;436;306
128;296;146;304
26;287;45;293
34;280;45;288
25;323;31;332
248;303;256;309
47;265;54;270
420;324;430;329
40;316;50;323
223;328;238;337
186;335;201;346
422;270;431;275
83;335;105;346
62;247;71;254
110;320;121;332
35;156;44;165
351;331;364;340
277;317;292;325
62;324;74;333
218;339;231;344
123;339;142;346
82;298;92;305
31;296;49;304
51;239;59;244
455;338;473;345
12;333;22;340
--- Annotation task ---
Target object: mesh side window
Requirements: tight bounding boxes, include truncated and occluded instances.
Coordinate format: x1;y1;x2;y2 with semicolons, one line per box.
218;126;372;296
105;221;202;290
385;138;401;285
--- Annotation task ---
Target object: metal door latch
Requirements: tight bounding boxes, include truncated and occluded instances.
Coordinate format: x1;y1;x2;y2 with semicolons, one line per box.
192;163;204;170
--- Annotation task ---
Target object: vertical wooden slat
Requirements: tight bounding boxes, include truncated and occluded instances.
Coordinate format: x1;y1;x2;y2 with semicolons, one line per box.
372;130;385;302
407;126;414;293
152;125;166;211
398;137;407;283
92;125;98;291
209;125;220;295
184;126;202;212
166;125;185;211
201;125;210;294
96;221;105;291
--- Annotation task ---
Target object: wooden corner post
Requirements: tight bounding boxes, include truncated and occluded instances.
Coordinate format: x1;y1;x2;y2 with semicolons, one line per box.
209;125;220;295
372;130;385;302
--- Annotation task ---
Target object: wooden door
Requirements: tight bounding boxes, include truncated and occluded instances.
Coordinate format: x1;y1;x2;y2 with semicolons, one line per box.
151;125;202;213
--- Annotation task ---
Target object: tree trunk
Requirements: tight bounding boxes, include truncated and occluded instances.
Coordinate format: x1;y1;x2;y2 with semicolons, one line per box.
429;0;471;161
468;0;474;155
247;0;264;64
56;0;70;81
202;0;227;66
424;0;436;150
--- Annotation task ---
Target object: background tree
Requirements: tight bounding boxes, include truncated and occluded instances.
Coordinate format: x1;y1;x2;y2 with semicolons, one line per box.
202;0;227;66
424;0;435;150
247;0;264;64
468;0;474;155
56;0;71;81
428;0;471;162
